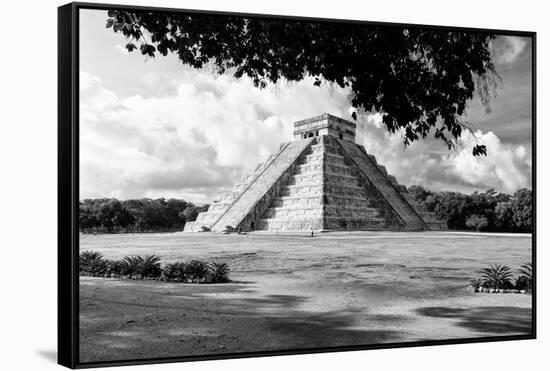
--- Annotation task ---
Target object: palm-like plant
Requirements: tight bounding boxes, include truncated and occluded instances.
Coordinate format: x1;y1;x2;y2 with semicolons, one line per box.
80;250;103;261
121;255;162;278
141;255;162;278
184;260;208;282
479;264;514;292
122;255;143;276
208;262;230;283
518;262;533;292
79;250;106;276
469;278;483;293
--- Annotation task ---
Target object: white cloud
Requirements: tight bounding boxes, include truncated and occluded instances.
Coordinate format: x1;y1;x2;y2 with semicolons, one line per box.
80;69;532;203
79;69;350;202
356;114;532;194
492;36;527;64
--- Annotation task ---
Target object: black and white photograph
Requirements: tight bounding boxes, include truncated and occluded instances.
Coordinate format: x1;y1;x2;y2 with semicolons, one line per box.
64;1;535;368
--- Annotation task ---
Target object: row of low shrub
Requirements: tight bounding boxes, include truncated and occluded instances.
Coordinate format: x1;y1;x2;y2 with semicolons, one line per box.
79;250;230;283
470;263;532;293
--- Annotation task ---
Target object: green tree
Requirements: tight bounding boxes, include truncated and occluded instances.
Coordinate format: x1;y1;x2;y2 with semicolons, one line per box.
494;201;514;231
465;214;489;231
182;204;209;222
511;189;533;232
79;198;202;233
408;185;432;202
106;10;501;155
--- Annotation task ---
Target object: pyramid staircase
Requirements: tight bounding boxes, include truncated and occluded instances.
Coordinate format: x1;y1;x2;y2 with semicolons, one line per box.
184;114;446;232
256;136;390;230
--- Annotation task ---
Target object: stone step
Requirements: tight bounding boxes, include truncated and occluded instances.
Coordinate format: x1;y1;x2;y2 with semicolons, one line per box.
323;184;366;193
271;195;374;209
323;218;388;230
324;163;354;174
280;185;367;198
303;153;324;162
287;172;358;186
263;208;324;219
271;195;323;206
255;219;323;231
256;216;387;231
265;204;380;215
210;138;314;232
339;141;427;230
324;204;380;213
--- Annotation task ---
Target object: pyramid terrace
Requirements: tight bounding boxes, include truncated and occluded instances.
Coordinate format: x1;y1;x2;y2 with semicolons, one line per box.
184;114;446;232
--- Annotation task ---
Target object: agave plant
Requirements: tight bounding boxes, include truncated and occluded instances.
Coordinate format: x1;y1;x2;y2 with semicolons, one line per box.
184;260;208;282
208;262;230;283
121;255;162;278
469;278;483;293
479;264;514;293
79;250;106;276
122;255;143;277
518;262;533;292
140;255;162;278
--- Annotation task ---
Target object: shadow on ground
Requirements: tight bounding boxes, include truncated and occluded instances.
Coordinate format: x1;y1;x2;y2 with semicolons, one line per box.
79;282;404;363
416;306;532;335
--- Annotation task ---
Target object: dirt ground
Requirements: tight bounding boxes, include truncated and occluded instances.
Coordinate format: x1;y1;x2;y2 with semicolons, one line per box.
79;231;533;363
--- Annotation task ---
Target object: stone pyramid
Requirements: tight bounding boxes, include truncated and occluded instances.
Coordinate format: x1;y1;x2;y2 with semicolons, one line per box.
184;114;446;232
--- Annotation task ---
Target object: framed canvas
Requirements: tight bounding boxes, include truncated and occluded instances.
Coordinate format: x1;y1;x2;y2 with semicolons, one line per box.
58;2;536;368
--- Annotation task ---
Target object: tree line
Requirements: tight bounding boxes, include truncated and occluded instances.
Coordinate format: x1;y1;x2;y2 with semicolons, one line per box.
80;187;532;234
408;186;533;233
79;198;209;233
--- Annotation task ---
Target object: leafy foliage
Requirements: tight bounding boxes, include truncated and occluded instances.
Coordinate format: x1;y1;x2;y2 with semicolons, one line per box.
471;263;533;293
162;262;189;281
161;260;230;283
465;214;489;231
79;250;106;276
515;276;530;291
511;189;533;232
479;264;514;292
518;262;532;280
78;252;231;283
79;198;209;233
518;262;533;291
208;262;231;283
469;279;483;293
105;10;501;155
121;255;162;278
409;187;532;232
104;259;126;276
141;255;163;277
184;260;208;282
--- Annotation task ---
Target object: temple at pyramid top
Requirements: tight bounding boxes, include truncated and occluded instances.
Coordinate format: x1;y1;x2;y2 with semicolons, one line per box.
293;113;356;142
184;114;446;233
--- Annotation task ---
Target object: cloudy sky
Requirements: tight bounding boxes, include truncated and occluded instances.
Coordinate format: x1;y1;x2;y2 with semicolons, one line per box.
79;9;533;204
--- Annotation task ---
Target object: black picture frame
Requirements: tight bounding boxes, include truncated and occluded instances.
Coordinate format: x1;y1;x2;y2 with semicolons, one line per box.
58;2;537;368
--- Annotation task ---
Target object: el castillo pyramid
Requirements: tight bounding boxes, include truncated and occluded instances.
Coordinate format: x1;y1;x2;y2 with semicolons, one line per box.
184;113;446;232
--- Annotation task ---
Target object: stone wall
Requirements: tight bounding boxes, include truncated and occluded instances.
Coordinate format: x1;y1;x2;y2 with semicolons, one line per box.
209;138;315;232
338;140;428;230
